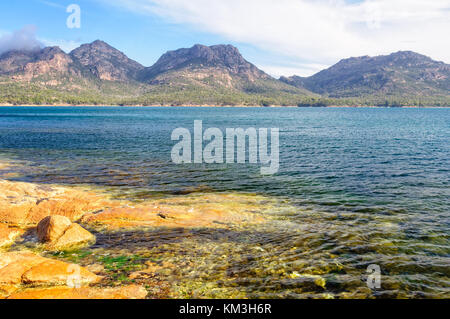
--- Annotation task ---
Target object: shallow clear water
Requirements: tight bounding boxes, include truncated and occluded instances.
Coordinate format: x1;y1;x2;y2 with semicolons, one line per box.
0;106;449;298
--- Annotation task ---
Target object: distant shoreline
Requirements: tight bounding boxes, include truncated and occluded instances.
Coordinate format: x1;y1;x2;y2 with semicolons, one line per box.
0;104;446;108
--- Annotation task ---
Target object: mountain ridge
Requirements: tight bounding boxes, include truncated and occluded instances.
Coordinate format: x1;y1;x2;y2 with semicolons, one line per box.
0;41;448;107
280;51;450;100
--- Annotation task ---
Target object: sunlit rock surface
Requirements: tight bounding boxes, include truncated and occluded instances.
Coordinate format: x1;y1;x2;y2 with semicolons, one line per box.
7;285;148;299
37;215;73;242
0;251;99;286
0;180;112;226
0;250;148;299
82;193;267;230
0;179;266;230
0;178;277;299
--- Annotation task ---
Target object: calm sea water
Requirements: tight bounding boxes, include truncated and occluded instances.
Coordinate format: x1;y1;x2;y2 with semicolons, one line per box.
0;106;449;298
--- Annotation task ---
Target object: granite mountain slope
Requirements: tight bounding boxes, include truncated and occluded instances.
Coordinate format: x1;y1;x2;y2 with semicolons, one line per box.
280;51;450;100
0;41;448;106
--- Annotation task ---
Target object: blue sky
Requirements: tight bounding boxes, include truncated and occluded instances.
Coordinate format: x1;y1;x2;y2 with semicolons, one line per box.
0;0;449;77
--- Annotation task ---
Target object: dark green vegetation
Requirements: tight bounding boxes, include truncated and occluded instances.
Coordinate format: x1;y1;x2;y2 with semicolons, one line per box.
0;41;448;106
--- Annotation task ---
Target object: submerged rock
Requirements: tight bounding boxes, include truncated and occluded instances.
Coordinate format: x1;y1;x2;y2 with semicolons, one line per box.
37;215;96;251
86;264;105;274
129;261;175;280
289;272;327;289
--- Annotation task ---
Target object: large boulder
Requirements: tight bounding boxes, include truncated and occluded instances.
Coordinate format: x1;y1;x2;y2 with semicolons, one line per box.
37;215;96;251
37;215;72;242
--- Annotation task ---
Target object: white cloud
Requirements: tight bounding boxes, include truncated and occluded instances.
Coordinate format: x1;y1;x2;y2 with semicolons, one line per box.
0;26;81;55
0;25;43;55
103;0;450;76
257;63;330;78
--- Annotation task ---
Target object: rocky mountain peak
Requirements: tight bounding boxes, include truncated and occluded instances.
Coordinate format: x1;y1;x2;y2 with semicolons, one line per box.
0;46;73;78
38;46;67;59
140;44;269;81
70;40;144;81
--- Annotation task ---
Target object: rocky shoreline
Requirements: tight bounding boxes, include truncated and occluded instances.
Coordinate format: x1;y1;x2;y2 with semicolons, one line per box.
0;171;267;299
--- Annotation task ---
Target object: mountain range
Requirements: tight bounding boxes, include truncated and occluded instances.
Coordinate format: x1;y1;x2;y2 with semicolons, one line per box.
0;40;449;106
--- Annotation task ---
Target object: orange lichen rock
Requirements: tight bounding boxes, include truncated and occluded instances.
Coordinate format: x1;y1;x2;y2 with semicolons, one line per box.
0;251;100;286
82;193;266;230
1;179;268;231
0;180;113;226
7;285;148;299
0;251;148;299
0;224;24;248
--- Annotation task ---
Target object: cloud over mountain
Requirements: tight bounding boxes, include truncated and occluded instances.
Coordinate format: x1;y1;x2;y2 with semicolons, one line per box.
0;25;43;55
103;0;450;76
